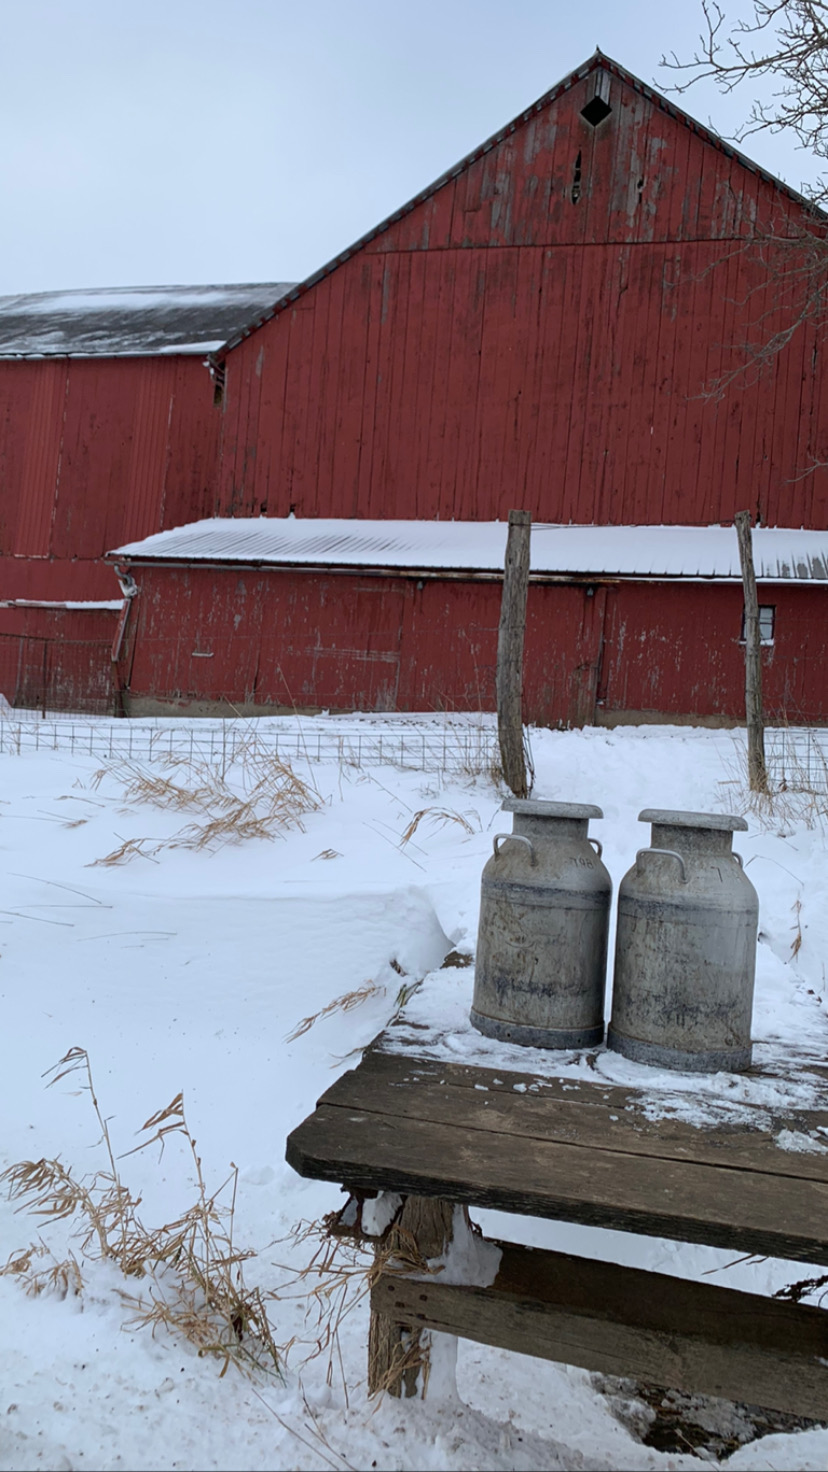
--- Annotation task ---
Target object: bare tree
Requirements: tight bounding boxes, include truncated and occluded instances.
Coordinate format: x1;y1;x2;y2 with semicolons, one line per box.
662;4;828;400
665;2;828;198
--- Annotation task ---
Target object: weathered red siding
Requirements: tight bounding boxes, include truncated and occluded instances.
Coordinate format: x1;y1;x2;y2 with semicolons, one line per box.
216;61;828;530
0;354;219;602
0;605;118;715
116;564;827;727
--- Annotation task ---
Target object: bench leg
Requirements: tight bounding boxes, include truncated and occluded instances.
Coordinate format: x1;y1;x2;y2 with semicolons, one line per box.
368;1195;461;1398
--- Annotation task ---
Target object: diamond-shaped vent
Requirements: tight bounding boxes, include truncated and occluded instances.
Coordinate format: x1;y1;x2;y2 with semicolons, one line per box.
581;94;612;127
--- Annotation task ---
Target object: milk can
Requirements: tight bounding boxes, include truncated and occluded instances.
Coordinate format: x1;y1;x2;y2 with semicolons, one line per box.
470;799;612;1049
608;809;759;1073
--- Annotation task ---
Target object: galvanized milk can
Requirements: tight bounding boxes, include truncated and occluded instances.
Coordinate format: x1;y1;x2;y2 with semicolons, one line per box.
470;799;611;1048
608;809;759;1072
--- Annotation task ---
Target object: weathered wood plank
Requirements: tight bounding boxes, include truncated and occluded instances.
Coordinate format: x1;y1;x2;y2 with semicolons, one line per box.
319;1051;828;1185
736;508;769;793
496;509;531;797
371;1240;828;1421
368;1196;458;1399
285;1103;828;1263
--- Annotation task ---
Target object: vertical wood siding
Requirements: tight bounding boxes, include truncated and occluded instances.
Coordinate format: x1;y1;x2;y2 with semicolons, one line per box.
0;605;118;714
217;68;828;529
0;355;219;601
118;566;828;728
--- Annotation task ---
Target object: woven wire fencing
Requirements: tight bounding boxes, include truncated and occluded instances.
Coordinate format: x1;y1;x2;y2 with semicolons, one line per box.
0;717;501;777
3;714;823;788
764;728;828;794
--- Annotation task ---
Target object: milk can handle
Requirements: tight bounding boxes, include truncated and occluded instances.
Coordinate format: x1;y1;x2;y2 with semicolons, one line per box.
588;837;603;859
636;847;688;884
732;852;744;869
493;834;537;866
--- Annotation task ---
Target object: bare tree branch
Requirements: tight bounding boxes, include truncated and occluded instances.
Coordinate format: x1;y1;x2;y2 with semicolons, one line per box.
661;4;828;413
664;2;828;201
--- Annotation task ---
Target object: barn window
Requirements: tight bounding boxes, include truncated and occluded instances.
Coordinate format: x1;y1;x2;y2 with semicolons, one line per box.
740;605;776;645
581;71;612;127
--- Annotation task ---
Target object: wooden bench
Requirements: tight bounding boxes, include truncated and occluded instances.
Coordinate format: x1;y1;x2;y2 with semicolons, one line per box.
286;1045;828;1418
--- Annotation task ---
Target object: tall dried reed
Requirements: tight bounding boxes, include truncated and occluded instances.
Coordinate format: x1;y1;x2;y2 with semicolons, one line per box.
1;1048;282;1378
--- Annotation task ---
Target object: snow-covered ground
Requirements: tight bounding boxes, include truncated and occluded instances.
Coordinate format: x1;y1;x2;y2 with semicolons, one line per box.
1;718;827;1472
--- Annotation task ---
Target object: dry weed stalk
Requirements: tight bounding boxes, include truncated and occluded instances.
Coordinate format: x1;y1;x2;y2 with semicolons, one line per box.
273;1205;446;1399
790;897;804;960
285;982;385;1043
399;807;477;845
0;1048;282;1379
90;752;322;865
1;1242;83;1299
719;732;828;833
274;1218;375;1385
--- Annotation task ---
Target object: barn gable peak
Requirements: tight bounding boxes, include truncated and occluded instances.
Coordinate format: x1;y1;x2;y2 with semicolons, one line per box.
213;49;815;364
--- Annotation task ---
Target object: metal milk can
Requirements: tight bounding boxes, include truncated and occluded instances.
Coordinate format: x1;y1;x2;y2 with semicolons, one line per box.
608;809;759;1073
470;798;611;1049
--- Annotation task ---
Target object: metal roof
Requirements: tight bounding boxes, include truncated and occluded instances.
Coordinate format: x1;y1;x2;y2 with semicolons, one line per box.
213;51;818;363
108;519;828;582
0;283;295;359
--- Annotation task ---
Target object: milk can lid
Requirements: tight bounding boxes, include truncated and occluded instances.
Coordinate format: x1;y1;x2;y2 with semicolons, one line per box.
639;808;748;831
503;798;604;819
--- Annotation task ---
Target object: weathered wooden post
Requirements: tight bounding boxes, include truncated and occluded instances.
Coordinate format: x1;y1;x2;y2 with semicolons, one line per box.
734;511;769;794
368;1196;459;1397
496;510;532;798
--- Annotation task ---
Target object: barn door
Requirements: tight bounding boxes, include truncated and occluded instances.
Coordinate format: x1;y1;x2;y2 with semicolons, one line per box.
13;636;50;714
569;586;608;726
524;584;608;729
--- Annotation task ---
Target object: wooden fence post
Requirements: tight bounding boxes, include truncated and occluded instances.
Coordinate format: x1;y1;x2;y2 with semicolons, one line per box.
497;510;531;798
734;511;769;794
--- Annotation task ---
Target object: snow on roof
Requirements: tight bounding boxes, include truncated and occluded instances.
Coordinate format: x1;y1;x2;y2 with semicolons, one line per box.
0;283;295;359
107;519;828;582
0;599;124;611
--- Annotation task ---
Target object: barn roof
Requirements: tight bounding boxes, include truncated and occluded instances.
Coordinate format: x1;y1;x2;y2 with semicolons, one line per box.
0;283;295;359
212;50;818;363
107;519;828;583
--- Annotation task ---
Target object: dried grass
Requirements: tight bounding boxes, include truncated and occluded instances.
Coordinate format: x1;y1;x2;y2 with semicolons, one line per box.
399;807;477;845
272;1205;442;1397
790;897;804;960
89;752;322;865
274;1218;375;1388
274;1197;466;1406
1;1242;83;1299
1;1048;282;1379
719;734;828;833
285;982;386;1043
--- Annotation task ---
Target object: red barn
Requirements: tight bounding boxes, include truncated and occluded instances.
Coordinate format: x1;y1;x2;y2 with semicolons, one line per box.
209;53;828;529
107;53;828;727
0;283;291;712
107;519;828;726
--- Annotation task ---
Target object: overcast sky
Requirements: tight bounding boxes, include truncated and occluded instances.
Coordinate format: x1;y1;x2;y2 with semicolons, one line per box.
2;0;818;296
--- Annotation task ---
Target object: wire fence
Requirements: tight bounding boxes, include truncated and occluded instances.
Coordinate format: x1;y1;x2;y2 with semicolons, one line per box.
1;714;827;789
0;716;501;777
763;727;828;794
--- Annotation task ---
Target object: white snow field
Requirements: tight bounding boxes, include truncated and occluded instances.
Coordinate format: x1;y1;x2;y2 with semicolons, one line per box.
1;717;827;1472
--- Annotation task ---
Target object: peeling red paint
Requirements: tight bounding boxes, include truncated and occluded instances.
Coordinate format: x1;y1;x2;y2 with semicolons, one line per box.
116;568;828;727
215;68;828;531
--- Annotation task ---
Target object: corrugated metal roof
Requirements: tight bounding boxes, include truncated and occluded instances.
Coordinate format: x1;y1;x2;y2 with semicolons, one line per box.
107;519;828;581
0;283;295;359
